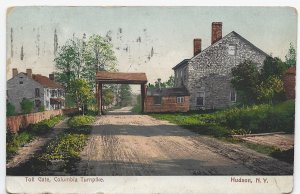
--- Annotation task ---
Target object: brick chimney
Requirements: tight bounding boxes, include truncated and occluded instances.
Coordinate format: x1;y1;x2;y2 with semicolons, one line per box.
193;39;202;56
49;73;54;81
211;22;222;45
26;69;32;78
12;68;18;77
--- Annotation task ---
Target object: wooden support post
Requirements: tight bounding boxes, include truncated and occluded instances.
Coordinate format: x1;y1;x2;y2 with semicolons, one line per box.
96;82;99;114
98;83;103;115
141;84;145;113
100;83;103;114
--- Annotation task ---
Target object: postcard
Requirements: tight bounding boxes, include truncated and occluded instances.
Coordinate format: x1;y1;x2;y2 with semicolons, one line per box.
5;6;297;194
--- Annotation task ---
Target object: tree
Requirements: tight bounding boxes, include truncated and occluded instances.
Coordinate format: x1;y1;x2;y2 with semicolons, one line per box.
69;79;93;115
82;34;117;88
54;34;118;91
103;88;114;106
285;43;296;67
261;56;288;80
148;76;175;89
119;84;132;107
20;98;34;114
6;102;16;116
165;75;175;88
257;76;284;104
54;38;83;91
231;60;260;104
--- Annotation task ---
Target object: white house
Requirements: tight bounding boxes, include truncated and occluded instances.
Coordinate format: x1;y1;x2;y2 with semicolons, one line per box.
7;68;65;113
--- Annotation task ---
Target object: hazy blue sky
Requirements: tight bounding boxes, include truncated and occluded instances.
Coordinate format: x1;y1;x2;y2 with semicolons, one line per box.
6;6;297;87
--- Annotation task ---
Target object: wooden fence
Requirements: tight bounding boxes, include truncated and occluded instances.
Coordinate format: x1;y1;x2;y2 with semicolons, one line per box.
7;108;78;133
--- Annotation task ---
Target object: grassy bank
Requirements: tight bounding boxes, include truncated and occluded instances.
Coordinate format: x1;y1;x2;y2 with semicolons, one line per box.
39;115;95;162
150;100;295;163
6;115;64;159
151;100;295;136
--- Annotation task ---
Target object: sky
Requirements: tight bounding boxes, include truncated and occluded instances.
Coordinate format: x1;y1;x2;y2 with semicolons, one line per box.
6;6;297;91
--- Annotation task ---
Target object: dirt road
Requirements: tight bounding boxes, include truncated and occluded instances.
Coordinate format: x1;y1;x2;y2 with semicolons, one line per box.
77;107;292;175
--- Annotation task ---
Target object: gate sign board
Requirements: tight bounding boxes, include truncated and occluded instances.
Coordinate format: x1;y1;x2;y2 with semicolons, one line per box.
96;71;148;114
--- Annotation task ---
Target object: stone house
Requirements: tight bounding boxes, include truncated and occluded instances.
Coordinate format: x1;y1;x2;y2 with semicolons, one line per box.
144;87;190;113
173;22;269;110
7;68;65;113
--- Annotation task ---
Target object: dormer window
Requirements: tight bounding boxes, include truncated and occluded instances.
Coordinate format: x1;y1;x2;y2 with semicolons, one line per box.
228;44;237;55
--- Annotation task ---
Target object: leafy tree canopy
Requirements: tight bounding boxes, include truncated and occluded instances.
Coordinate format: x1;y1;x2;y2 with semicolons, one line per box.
69;79;94;115
257;76;284;104
261;56;288;80
285;43;296;67
231;60;260;104
148;75;175;89
54;34;118;91
118;84;132;107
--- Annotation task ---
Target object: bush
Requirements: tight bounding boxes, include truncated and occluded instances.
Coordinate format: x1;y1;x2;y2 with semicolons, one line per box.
27;115;63;135
151;100;295;136
68;115;95;128
20;98;34;114
222;100;295;133
6;102;16;116
38;105;45;112
6;131;34;159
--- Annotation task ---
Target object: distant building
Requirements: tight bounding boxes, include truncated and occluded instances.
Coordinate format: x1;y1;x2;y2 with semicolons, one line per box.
283;67;296;100
144;87;190;113
173;22;269;110
7;68;65;113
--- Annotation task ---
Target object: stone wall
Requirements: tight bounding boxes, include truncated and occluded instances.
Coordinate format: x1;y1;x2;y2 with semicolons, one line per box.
144;96;189;113
187;32;267;110
7;108;78;133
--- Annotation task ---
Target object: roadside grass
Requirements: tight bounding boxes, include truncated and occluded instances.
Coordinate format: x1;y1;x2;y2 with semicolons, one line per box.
39;114;96;162
6;115;64;159
131;103;142;114
68;115;95;128
39;133;88;161
150;100;295;163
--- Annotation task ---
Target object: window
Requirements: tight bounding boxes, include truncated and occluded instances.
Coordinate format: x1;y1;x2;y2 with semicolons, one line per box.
35;88;40;97
154;96;162;105
183;68;187;81
230;90;237;102
177;96;184;103
19;81;23;84
196;92;205;106
51;90;57;97
228;44;237;55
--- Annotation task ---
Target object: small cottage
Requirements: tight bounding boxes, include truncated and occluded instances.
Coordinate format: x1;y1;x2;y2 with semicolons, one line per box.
144;87;190;113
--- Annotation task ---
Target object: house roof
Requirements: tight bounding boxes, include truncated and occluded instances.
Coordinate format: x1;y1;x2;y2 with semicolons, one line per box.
32;74;64;89
172;59;190;70
172;31;270;70
96;71;148;84
147;87;190;97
